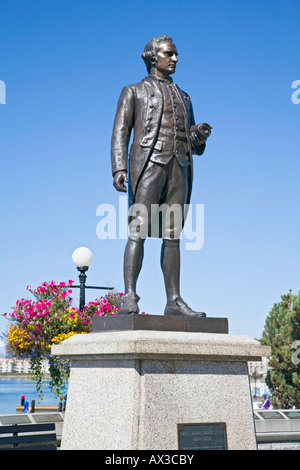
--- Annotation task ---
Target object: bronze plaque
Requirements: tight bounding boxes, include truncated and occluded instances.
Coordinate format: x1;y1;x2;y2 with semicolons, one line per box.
178;423;227;450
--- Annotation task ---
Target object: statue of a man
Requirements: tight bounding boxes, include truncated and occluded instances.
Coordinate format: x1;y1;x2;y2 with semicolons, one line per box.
111;35;211;317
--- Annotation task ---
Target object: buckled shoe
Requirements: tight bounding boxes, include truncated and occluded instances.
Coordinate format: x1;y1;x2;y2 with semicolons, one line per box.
118;292;140;315
164;297;206;317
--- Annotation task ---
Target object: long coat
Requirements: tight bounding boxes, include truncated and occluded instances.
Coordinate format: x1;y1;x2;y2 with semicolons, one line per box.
111;75;205;206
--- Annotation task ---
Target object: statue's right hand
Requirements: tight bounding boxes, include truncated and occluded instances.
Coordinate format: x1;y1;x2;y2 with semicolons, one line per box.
113;170;128;192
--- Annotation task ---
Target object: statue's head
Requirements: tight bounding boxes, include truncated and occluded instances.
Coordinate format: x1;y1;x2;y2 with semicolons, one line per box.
142;35;178;75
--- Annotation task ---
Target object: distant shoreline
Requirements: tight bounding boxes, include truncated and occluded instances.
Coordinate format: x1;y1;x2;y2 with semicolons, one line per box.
0;373;51;379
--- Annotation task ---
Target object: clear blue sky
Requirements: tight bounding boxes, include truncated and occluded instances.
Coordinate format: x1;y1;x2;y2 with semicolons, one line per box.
0;0;299;341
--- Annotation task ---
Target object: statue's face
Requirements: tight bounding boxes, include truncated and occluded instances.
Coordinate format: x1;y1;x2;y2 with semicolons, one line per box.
155;42;178;77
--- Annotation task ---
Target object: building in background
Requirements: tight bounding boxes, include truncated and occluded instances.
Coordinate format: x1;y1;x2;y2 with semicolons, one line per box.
0;358;49;374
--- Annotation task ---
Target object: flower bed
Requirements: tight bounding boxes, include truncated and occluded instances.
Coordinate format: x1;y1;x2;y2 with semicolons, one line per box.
2;281;124;399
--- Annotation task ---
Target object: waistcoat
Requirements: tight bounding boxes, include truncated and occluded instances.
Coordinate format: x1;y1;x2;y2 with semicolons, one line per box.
150;77;190;167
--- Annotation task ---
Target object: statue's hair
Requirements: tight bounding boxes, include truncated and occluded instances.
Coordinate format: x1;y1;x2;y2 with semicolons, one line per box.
141;35;173;73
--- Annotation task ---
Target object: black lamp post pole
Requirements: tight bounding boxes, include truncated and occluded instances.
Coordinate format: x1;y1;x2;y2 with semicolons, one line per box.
77;266;88;311
71;267;114;311
254;366;257;399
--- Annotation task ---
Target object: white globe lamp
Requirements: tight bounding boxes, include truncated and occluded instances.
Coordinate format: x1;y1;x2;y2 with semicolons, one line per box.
72;247;93;268
72;247;93;311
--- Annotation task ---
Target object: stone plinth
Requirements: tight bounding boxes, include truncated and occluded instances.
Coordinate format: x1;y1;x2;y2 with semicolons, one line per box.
52;329;270;450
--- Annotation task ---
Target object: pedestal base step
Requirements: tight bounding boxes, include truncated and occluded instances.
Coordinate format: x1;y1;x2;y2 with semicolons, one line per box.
91;313;228;334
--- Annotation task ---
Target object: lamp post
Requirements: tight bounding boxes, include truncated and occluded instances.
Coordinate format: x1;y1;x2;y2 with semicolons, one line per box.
71;247;114;311
254;366;258;399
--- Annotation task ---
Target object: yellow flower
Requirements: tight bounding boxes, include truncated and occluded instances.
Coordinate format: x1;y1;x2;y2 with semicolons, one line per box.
6;324;34;354
51;331;87;344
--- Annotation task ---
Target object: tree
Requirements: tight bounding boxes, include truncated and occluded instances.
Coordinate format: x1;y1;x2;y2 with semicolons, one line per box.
260;290;300;409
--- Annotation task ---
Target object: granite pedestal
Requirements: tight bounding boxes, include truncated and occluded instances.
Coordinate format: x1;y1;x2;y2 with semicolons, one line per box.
52;315;270;450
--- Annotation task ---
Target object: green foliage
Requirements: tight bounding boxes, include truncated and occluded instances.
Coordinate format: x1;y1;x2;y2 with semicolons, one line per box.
260;290;300;408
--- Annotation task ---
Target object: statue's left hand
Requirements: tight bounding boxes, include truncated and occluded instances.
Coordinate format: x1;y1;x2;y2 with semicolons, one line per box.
190;123;212;146
198;122;212;139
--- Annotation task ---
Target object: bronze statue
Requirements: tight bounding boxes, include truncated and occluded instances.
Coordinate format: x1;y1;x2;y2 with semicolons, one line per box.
111;35;212;317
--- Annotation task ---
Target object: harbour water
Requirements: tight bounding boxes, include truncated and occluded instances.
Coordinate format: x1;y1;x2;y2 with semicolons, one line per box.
0;376;66;415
